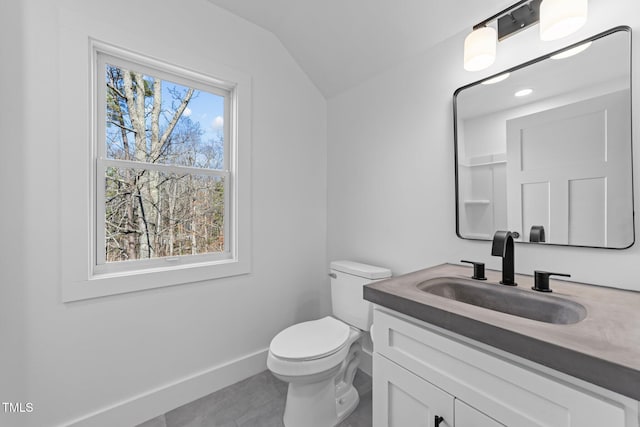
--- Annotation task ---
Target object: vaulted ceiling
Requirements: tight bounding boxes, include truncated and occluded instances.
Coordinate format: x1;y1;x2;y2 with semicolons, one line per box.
207;0;512;98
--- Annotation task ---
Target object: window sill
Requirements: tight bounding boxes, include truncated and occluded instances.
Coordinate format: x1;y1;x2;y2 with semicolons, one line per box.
62;258;250;302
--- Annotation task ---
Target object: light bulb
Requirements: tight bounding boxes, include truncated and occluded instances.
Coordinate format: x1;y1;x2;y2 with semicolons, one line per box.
540;0;588;41
481;73;511;85
515;88;533;97
464;27;497;71
551;41;592;59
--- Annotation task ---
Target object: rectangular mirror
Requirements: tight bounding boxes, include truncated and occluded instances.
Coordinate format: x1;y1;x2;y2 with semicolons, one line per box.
454;27;633;249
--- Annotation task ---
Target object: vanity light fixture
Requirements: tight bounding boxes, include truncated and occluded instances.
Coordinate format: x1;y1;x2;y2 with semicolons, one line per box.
464;0;589;72
464;27;498;71
515;88;533;97
481;73;511;85
550;41;592;59
540;0;588;41
464;26;498;71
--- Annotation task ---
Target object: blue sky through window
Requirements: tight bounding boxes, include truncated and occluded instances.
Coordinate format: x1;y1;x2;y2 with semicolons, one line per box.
105;64;225;169
163;81;225;143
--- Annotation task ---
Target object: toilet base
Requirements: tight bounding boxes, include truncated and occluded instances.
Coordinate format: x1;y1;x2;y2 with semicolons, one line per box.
281;342;363;427
282;380;360;427
335;384;359;424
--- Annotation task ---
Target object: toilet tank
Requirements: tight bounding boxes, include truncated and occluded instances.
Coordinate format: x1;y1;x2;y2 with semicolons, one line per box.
330;260;391;331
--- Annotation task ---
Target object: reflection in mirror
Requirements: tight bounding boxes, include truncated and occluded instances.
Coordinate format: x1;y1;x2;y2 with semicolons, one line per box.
454;27;633;249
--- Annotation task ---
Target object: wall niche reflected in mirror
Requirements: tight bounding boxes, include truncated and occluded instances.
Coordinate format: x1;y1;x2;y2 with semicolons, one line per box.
454;27;633;249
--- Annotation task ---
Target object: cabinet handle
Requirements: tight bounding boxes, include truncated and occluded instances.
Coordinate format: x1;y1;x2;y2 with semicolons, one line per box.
435;415;444;426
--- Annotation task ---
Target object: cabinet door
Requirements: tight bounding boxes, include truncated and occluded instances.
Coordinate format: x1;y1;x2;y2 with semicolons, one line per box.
373;353;454;427
455;400;505;427
374;309;634;427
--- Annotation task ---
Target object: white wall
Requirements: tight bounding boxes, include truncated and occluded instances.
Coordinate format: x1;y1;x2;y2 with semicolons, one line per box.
0;2;28;427
328;0;640;291
2;0;328;425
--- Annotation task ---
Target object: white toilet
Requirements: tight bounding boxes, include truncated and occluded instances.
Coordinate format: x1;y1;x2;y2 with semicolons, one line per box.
267;260;391;427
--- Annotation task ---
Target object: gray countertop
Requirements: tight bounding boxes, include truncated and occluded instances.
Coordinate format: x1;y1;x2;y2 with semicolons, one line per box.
363;263;640;401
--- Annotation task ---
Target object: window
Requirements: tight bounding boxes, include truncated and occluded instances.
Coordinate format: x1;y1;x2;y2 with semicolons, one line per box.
58;40;251;301
95;51;234;275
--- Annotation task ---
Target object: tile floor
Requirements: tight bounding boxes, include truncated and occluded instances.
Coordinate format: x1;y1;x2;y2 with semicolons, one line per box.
137;369;372;427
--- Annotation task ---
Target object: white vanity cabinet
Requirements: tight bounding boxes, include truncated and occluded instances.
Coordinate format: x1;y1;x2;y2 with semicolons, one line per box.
372;308;640;427
455;400;504;427
374;353;502;426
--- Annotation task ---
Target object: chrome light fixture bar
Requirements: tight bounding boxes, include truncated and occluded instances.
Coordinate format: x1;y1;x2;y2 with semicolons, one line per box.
464;0;588;72
486;0;542;41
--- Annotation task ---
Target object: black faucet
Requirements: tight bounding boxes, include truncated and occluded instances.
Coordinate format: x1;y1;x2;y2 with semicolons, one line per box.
491;230;517;286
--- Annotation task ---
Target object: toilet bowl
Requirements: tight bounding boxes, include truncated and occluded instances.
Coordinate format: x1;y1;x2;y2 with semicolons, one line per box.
267;261;391;427
268;316;362;426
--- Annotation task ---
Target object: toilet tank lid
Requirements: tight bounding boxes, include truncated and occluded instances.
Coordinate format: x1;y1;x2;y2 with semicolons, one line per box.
330;260;391;279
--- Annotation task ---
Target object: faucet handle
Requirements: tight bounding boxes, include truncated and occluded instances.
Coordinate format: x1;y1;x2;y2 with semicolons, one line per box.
461;260;487;280
532;270;571;292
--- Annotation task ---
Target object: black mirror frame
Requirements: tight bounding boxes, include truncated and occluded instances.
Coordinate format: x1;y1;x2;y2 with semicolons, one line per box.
453;26;634;250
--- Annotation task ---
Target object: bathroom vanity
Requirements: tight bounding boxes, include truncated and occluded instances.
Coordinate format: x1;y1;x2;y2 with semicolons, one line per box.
364;264;640;426
364;24;640;427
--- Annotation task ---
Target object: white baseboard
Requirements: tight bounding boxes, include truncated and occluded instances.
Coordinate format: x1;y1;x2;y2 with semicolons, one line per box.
64;348;268;427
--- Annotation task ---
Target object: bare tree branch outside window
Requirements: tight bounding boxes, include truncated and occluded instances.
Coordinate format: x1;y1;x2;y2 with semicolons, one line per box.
104;64;226;262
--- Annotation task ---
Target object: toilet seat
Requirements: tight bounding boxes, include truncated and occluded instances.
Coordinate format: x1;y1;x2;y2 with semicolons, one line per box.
270;316;350;361
267;317;361;379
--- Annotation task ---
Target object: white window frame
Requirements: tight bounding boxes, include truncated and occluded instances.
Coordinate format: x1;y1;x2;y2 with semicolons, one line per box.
59;35;251;302
95;51;233;274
